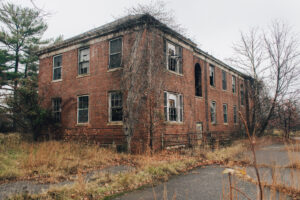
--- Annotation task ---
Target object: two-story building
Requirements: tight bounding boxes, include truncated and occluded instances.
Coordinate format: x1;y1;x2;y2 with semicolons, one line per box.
38;14;250;152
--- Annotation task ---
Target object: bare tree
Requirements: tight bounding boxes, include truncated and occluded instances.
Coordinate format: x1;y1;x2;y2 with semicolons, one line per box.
230;20;300;138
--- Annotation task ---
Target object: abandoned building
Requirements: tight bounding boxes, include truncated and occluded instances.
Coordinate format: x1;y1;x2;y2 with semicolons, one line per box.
38;14;250;152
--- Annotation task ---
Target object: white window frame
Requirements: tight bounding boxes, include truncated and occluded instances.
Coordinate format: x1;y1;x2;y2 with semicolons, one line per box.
108;91;123;122
166;42;181;74
223;104;228;124
109;37;122;69
77;95;89;124
78;47;90;75
164;91;183;122
53;54;62;80
210;101;216;124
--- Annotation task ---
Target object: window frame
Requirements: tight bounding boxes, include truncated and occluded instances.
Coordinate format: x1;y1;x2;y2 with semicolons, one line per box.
223;103;228;124
166;41;183;74
210;101;217;124
233;105;237;124
240;84;244;106
78;47;90;75
232;75;236;93
52;97;62;122
108;91;123;122
222;70;227;90
77;95;89;124
109;37;123;69
195;63;202;97
164;91;183;122
209;65;215;87
53;54;62;81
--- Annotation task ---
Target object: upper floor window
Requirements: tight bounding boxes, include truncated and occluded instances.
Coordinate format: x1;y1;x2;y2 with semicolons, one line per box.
195;63;202;97
209;65;215;86
232;76;236;93
222;70;227;90
164;91;183;122
223;104;228;123
240;84;244;106
53;55;62;80
77;95;89;123
233;105;237;123
109;38;122;69
166;41;182;74
210;101;216;124
52;98;62;122
78;48;90;75
109;91;123;122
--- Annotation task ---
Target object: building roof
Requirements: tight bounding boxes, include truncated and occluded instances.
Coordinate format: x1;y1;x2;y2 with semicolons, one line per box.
38;14;249;78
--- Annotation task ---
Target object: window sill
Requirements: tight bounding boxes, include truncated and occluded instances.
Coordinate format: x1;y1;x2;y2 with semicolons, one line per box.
209;85;217;89
107;67;122;72
76;74;90;79
195;96;203;99
164;121;184;125
76;123;89;126
167;70;183;77
211;122;217;126
224;123;228;125
107;121;123;126
52;79;62;83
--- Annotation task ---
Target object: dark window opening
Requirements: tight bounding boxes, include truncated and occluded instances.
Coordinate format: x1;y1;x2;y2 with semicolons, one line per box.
78;96;89;123
109;38;122;69
166;41;182;74
233;105;237;123
168;99;177;121
209;65;215;86
53;55;62;80
222;70;227;90
52;98;62;122
78;48;89;75
110;91;123;121
223;104;228;123
240;84;244;106
232;76;236;93
195;63;202;96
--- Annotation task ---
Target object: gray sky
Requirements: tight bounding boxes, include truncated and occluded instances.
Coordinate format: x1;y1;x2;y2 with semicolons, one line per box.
11;0;300;62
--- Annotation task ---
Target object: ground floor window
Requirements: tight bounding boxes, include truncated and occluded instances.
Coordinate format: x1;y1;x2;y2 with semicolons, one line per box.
164;91;183;122
77;95;89;123
210;101;216;124
233;105;237;123
52;98;62;122
223;104;228;123
109;91;123;121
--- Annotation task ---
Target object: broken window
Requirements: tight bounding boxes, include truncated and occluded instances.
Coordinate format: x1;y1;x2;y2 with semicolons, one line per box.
109;91;123;121
78;48;90;75
53;55;62;80
240;84;244;106
109;38;122;69
164;92;183;122
223;104;228;123
77;95;89;123
222;70;227;90
232;76;236;93
195;63;202;97
166;41;182;74
210;101;216;124
209;65;215;86
233;105;237;123
52;98;62;122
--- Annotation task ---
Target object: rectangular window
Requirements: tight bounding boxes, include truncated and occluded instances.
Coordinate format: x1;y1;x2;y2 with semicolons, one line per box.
240;84;244;106
52;98;62;122
210;101;216;124
78;48;90;75
223;104;228;123
222;70;227;90
166;41;182;74
209;65;215;86
53;55;62;80
109;38;122;69
232;76;236;93
109;91;123;121
77;95;89;123
233;105;237;123
164;91;183;122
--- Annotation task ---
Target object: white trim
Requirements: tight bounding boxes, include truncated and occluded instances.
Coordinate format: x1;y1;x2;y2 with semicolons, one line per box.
108;37;123;69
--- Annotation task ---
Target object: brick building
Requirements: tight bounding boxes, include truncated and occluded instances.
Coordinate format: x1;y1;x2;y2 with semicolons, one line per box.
38;14;250;152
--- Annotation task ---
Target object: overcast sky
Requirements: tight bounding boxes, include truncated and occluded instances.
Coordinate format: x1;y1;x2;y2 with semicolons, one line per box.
11;0;300;64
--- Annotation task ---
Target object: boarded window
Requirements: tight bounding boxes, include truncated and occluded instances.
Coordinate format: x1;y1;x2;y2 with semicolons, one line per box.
78;48;89;75
109;38;122;69
164;91;183;122
195;63;202;96
52;98;62;122
210;101;216;124
109;91;123;121
223;104;228;123
233;105;237;123
209;65;215;86
78;96;89;123
53;55;62;80
232;76;236;93
222;70;227;90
